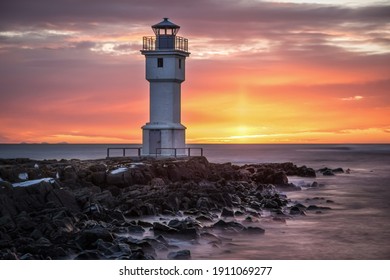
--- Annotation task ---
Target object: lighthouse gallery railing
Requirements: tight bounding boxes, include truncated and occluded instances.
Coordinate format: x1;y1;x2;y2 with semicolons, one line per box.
142;36;188;52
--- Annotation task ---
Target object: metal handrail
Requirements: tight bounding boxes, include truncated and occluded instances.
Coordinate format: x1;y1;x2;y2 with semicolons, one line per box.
142;36;188;52
106;147;203;158
155;147;203;158
106;147;142;158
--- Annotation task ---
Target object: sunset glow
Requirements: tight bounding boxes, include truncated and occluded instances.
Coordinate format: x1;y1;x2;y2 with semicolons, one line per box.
0;0;389;144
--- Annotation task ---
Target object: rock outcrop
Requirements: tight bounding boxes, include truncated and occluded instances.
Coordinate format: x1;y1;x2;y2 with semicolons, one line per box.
0;156;320;260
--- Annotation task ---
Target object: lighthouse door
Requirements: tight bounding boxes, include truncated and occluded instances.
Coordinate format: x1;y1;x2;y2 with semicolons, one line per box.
149;130;161;155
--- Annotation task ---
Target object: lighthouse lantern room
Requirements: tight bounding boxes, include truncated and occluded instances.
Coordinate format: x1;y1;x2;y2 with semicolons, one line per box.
140;18;190;156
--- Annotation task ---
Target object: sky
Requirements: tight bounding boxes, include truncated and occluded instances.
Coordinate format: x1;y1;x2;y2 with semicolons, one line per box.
0;0;389;144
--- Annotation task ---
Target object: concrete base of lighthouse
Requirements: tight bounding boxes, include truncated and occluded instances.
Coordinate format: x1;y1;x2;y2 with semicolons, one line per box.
141;122;186;156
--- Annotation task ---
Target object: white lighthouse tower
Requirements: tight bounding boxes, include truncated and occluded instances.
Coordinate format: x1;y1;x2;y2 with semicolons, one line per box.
140;18;190;156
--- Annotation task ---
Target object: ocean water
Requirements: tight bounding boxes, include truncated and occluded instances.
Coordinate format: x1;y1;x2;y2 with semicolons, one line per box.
1;143;390;259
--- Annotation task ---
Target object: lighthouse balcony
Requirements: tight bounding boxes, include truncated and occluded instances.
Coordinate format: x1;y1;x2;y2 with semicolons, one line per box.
143;36;188;52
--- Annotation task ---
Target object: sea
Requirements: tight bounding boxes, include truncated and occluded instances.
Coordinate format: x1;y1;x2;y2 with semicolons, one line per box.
1;143;390;259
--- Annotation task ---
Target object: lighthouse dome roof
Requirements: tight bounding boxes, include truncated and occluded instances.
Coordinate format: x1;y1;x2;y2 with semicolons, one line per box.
152;18;180;29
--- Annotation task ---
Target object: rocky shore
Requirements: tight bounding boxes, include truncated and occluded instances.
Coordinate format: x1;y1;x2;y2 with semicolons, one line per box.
0;156;322;260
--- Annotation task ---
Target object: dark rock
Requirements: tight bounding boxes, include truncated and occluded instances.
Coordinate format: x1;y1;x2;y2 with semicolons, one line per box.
307;205;331;211
293;203;307;210
261;199;280;209
62;165;78;181
89;164;107;172
168;249;191;260
91;171;106;185
234;210;244;216
332;168;344;173
30;229;43;240
0;249;19;260
106;172;126;187
323;170;335;176
137;220;153;228
125;223;145;234
212;220;245;231
74;250;104;260
108;243;132;259
168;218;199;235
297;165;316;177
76;227;114;249
290;206;306;215
107;210;125;222
35;237;52;248
196;197;211;210
150;177;165;187
270;171;289;185
0;180;13;192
318;167;336;176
221;207;234;217
196;215;213;222
153;222;178;234
20;253;35;260
244;226;265;234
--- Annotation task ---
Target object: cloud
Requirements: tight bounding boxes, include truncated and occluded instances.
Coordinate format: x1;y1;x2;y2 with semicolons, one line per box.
341;95;364;101
0;0;389;143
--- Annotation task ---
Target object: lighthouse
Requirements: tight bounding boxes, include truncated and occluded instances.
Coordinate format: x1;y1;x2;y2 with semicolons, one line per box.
140;18;190;156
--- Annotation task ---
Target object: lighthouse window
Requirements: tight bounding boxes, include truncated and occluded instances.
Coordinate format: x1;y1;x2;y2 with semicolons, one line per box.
178;59;182;69
157;58;163;68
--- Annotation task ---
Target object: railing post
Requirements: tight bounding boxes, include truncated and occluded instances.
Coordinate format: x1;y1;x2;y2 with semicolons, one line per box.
107;148;110;158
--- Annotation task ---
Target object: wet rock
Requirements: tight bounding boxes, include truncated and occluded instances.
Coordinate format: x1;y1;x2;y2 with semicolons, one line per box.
167;218;199;238
74;250;105;260
318;167;336;176
270;171;289;185
212;220;245;231
0;249;19;260
153;222;178;234
0;180;13;192
196;197;211;210
290;206;306;215
244;226;265;234
150;177;165;187
76;226;114;250
306;205;331;211
89;164;107;173
106;172;126;187
221;207;234;217
137;220;153;228
125;223;145;234
323;170;335;176
91;172;106;185
62;165;78;181
30;229;43;240
20;253;35;260
168;250;191;260
261;199;280;209
109;243;132;259
196;214;213;222
0;156;322;260
297;165;316;177
332;168;344;173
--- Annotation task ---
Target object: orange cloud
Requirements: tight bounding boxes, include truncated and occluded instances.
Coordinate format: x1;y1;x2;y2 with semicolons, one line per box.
0;1;389;144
